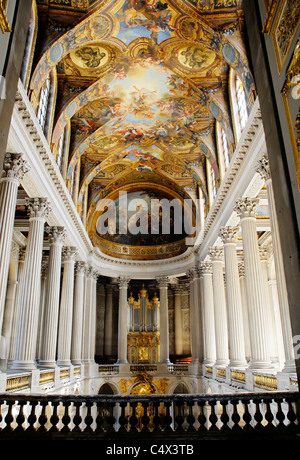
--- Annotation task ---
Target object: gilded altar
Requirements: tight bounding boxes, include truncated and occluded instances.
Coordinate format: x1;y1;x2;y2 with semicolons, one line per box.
127;285;160;364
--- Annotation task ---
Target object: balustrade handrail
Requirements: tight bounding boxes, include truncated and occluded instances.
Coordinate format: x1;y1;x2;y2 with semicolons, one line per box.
0;390;298;404
0;391;299;440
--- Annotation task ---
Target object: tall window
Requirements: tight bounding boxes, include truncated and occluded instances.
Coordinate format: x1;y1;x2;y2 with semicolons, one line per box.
57;127;65;170
210;163;217;200
235;74;248;132
37;75;50;131
221;126;230;170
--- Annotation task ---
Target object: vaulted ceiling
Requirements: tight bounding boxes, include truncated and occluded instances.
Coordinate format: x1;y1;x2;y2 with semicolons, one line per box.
31;0;254;260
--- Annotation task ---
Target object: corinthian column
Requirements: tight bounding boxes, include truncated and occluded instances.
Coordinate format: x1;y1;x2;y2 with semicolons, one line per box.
219;226;247;368
156;277;170;364
12;198;52;370
117;277;130;364
200;262;216;365
209;247;229;366
256;154;296;372
39;226;66;368
0;153;29;331
82;265;98;364
173;286;184;357
56;246;77;367
188;268;201;364
71;261;86;365
234;197;272;369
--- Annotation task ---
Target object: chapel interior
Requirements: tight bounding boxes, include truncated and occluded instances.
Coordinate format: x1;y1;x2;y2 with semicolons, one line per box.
0;0;299;439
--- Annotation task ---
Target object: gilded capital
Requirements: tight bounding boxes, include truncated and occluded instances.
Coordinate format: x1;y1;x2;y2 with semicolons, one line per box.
1;153;29;182
25;197;52;220
219;225;239;244
234;197;259;219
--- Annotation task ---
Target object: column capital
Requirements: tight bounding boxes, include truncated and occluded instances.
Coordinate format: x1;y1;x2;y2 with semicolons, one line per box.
1;152;30;182
62;246;78;262
259;245;270;261
118;276;130;288
219;225;239;244
46;226;66;245
256;154;271;182
156;276;169;288
209;246;224;261
238;261;245;277
18;247;27;262
187;267;201;280
234;197;259;219
86;265;99;280
75;261;87;274
25;197;52;220
200;261;212;275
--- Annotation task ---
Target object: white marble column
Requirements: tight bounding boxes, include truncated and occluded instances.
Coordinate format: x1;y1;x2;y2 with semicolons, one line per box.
259;245;279;365
174;286;184;357
39;226;65;368
209;247;229;366
200;262;216;365
104;284;113;358
0;153;29;332
71;261;86;365
156;276;171;364
56;246;77;367
234;197;272;369
12;198;52;370
117;277;130;364
8;247;26;366
219;226;247;368
188;268;201;364
256;154;296;372
238;262;251;362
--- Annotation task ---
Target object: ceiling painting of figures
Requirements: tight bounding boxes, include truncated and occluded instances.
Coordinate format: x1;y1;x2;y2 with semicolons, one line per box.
33;0;255;260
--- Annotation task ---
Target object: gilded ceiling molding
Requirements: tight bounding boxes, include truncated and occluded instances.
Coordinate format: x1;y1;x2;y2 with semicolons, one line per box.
262;0;280;34
0;0;10;33
282;38;300;189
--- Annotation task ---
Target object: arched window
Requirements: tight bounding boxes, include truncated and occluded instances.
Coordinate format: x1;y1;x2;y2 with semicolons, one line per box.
207;159;217;206
235;74;248;132
229;69;249;142
221;126;230;170
57;127;65;171
37;74;50;131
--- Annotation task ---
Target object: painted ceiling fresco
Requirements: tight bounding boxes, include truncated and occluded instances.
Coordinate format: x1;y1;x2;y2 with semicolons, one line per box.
33;0;255;259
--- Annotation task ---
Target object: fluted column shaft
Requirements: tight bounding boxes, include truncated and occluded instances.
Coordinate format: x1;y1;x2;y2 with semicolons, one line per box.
104;285;113;357
56;247;77;367
117;277;129;364
174;286;183;356
8;248;26;365
235;198;272;368
0;153;29;331
219;226;247;367
157;277;170;364
209;247;229;365
12;198;51;370
188;269;201;364
71;261;86;365
39;227;65;368
257;155;295;372
200;262;216;365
